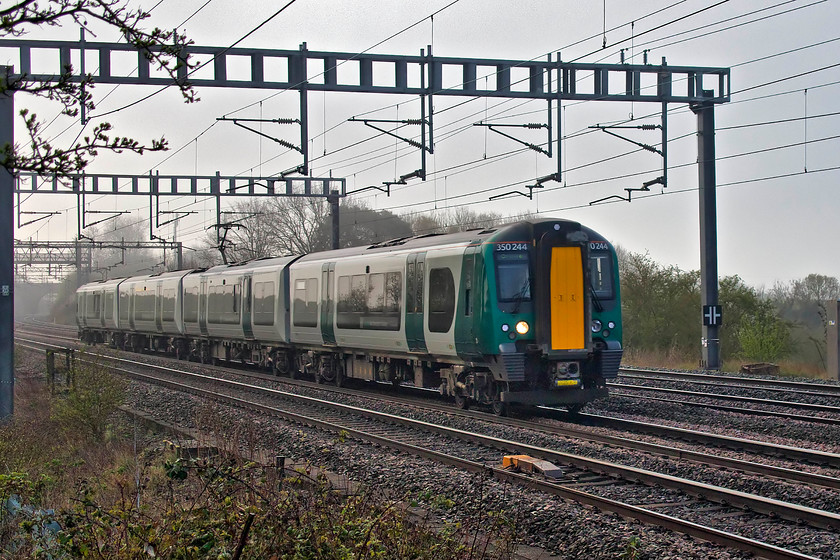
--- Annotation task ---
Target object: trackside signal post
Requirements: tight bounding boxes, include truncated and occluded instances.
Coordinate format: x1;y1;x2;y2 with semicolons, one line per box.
0;40;731;419
693;92;721;370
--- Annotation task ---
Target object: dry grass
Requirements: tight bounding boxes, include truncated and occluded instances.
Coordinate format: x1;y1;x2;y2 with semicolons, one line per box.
621;347;831;380
621;347;700;371
774;359;832;380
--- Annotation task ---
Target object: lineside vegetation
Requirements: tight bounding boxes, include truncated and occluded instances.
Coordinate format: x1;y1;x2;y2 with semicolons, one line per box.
1;350;518;559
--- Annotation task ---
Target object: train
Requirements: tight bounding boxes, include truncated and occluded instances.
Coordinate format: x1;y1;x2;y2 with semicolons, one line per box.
76;218;622;415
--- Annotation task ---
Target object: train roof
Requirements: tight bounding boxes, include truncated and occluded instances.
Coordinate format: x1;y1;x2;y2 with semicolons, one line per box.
199;255;299;275
294;218;582;262
77;277;127;291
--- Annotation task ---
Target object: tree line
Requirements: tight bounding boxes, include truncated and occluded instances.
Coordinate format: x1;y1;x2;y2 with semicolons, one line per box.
620;248;839;369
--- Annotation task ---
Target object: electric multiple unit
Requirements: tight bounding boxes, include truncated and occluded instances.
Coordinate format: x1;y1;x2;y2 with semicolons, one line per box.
77;218;622;414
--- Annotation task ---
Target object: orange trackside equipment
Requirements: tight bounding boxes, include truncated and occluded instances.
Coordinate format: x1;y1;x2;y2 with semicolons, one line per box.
549;246;585;350
502;455;563;479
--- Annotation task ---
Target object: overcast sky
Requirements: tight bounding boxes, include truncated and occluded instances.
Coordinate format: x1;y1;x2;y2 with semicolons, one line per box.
6;0;840;287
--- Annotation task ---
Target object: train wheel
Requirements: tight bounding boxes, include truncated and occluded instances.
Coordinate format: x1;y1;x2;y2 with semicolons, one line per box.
491;398;508;417
454;393;469;410
334;365;345;387
489;380;509;416
566;403;584;415
274;352;291;377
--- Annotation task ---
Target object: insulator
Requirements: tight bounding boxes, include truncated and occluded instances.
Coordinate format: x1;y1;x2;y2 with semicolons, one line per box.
275;118;299;124
525;123;544;129
404;119;424;125
640;124;658;130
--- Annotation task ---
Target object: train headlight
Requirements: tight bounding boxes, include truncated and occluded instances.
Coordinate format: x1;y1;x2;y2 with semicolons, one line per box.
501;324;510;332
515;321;530;335
608;321;616;329
591;319;602;333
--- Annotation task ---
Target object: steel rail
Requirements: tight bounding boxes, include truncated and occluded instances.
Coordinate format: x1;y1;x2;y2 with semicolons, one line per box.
15;333;81;345
98;360;818;560
609;382;840;413
576;413;840;467
609;390;840;426
95;355;840;533
479;410;840;490
620;367;840;394
619;372;840;400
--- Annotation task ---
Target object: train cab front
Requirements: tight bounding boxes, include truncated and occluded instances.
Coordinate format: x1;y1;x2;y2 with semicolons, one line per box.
487;219;622;408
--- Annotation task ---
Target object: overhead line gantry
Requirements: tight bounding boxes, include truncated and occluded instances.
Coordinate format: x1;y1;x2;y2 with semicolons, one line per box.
0;38;730;423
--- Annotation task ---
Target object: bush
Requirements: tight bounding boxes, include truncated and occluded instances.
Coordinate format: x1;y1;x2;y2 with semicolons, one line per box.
737;304;792;362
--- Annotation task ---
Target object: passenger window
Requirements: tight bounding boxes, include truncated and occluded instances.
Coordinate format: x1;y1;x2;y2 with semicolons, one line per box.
293;278;318;327
368;273;385;312
253;281;275;326
183;286;199;323
428;267;455;333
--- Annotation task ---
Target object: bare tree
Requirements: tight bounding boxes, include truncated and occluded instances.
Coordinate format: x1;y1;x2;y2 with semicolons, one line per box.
310;200;413;249
407;208;538;235
266;196;331;255
0;0;197;174
219;198;277;263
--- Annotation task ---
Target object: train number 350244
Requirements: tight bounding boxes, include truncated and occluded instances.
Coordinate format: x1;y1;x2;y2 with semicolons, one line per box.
495;242;529;251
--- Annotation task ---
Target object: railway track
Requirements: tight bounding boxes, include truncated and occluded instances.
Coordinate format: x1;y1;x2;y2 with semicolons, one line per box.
608;385;840;426
15;338;839;559
17;331;840;473
620;367;840;395
605;367;840;426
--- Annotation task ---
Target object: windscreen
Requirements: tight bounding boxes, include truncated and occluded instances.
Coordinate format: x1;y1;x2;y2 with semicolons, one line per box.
495;249;531;302
589;252;614;300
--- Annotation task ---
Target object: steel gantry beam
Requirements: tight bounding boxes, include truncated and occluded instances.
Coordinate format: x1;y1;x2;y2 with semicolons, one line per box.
14;239;184;286
0;39;731;421
0;39;730;103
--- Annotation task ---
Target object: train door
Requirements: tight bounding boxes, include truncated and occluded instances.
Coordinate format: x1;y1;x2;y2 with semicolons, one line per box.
128;286;136;331
548;246;585;350
155;282;163;333
320;263;336;345
198;278;208;336
455;243;481;358
242;275;254;339
405;252;428;353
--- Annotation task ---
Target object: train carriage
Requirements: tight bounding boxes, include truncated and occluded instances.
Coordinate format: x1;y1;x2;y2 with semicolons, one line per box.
76;277;124;341
181;257;298;365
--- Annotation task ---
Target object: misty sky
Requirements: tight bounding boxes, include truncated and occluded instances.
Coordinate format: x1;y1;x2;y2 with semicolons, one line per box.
6;0;839;288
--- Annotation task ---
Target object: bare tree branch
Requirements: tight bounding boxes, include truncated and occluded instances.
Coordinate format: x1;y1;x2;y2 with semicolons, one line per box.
0;0;197;174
